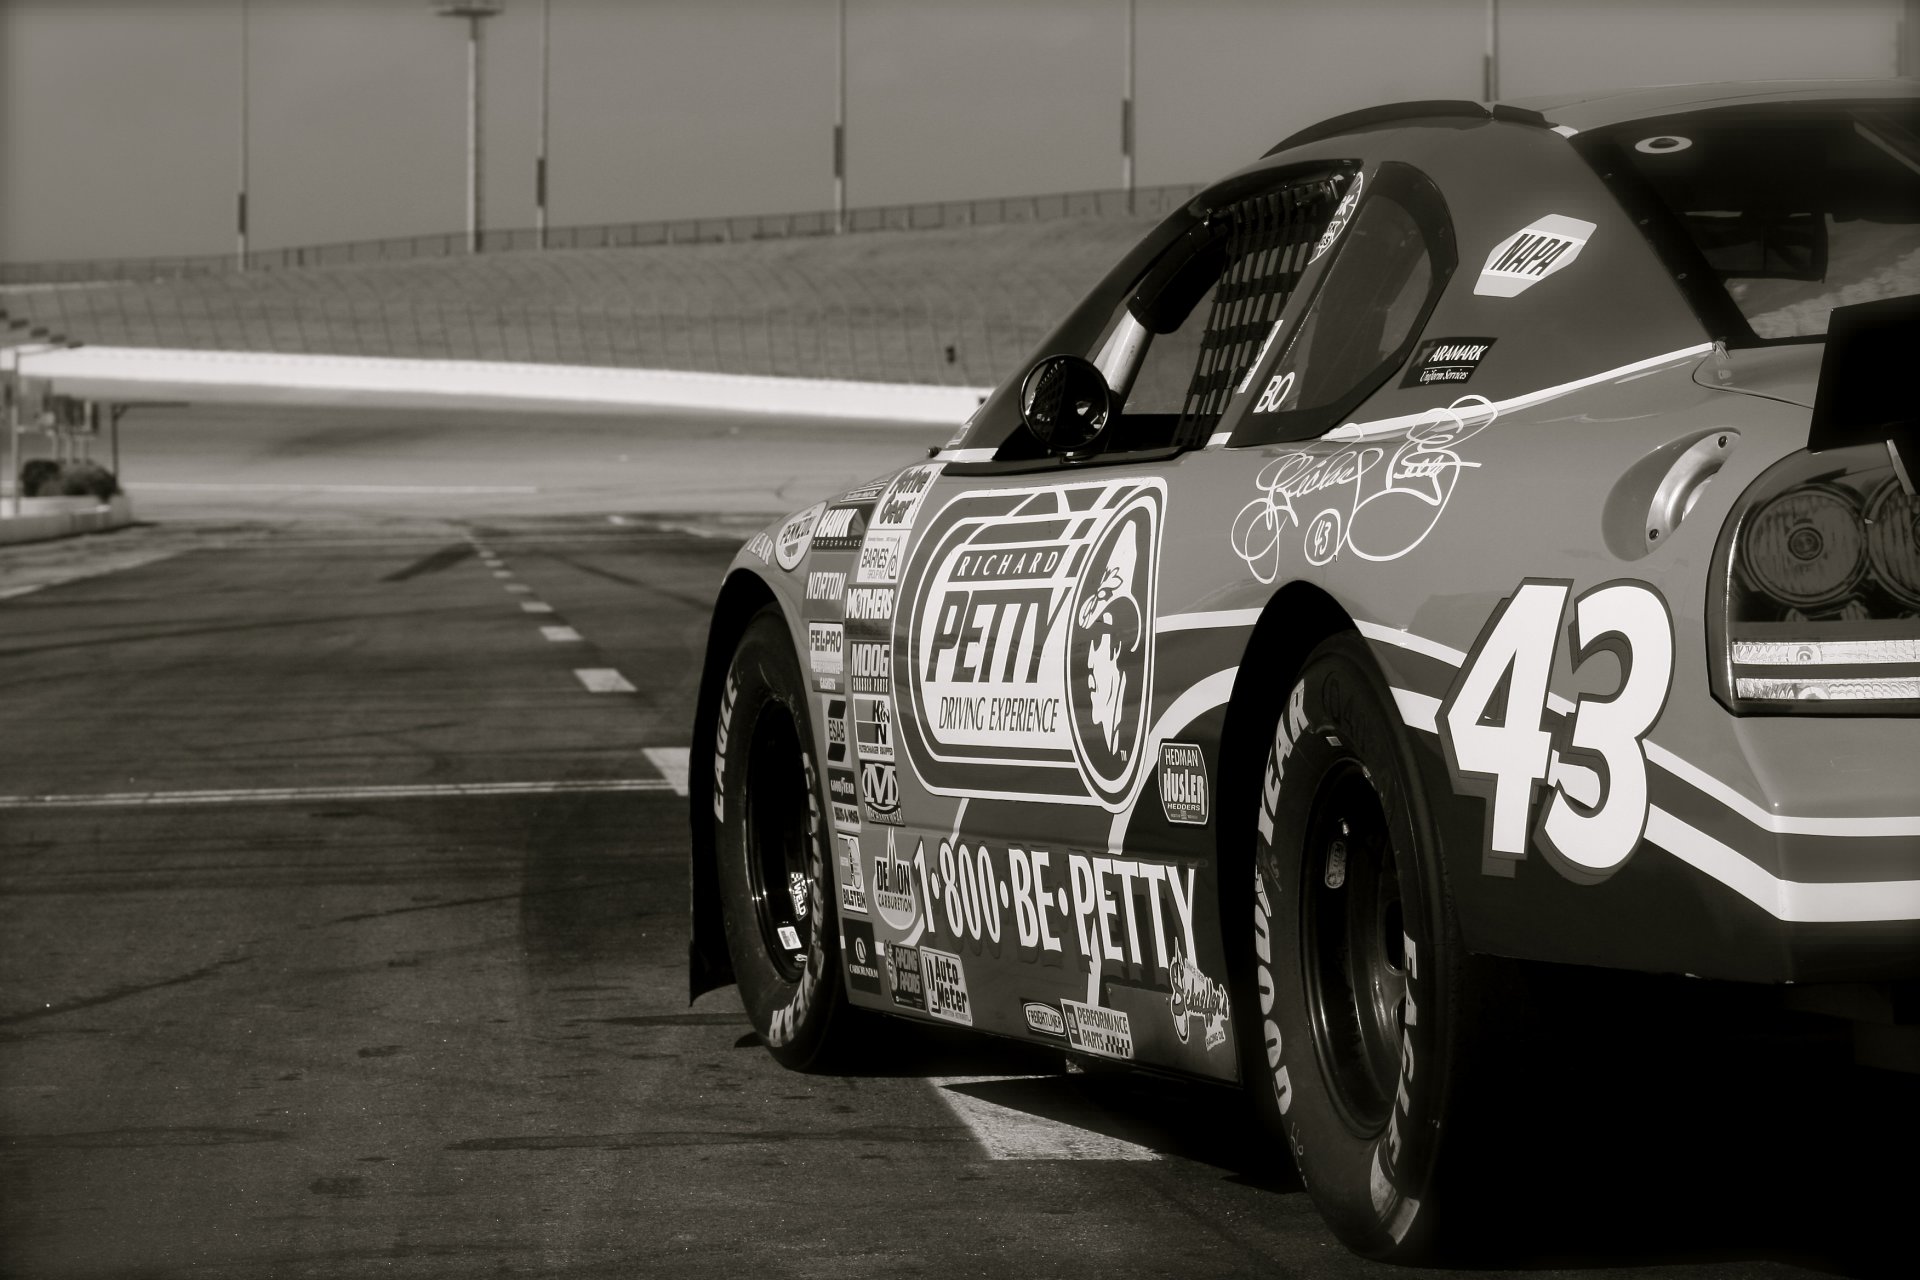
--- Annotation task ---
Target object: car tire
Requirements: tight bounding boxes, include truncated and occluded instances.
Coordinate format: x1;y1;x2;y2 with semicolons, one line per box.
713;606;857;1071
1234;630;1490;1262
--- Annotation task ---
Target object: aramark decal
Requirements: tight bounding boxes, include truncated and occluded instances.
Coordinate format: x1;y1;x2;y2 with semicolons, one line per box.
899;478;1163;810
1473;215;1595;297
1400;337;1495;387
774;502;825;571
1231;398;1492;581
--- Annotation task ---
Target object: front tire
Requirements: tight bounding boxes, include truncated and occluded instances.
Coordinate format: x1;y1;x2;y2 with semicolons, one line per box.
1237;631;1483;1261
713;606;855;1070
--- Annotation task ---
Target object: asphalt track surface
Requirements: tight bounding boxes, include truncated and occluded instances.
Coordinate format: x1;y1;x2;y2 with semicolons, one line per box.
3;405;1915;1278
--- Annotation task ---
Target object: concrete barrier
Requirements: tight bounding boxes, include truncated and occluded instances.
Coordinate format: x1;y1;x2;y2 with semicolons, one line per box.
0;493;134;546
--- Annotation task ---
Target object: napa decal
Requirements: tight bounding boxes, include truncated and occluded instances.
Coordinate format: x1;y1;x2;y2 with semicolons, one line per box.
1474;215;1594;297
898;479;1163;810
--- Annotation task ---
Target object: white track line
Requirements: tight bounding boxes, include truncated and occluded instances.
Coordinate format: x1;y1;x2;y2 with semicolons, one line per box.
540;625;583;643
927;1077;1158;1161
0;779;674;810
130;482;539;495
642;747;690;796
575;668;636;694
505;583;532;594
521;602;554;614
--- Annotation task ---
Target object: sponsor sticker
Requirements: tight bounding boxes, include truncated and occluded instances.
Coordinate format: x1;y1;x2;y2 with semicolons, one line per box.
849;640;891;696
871;830;918;931
844;920;882;992
853;694;895;763
806;569;847;602
776;924;803;953
743;533;775;565
827;767;861;833
1023;1001;1066;1038
836;832;868;914
1060;998;1134;1060
871;463;943;531
919;945;973;1026
1308;171;1364;264
899;479;1163;810
787;870;810;920
821;695;851;768
808;621;845;690
1157;741;1210;826
1474;215;1595;297
843;586;894;627
883;940;926;1010
841;476;891;504
1399;336;1495;388
860;759;901;826
855;529;909;585
1169;942;1231;1051
811;503;870;554
774;502;825;571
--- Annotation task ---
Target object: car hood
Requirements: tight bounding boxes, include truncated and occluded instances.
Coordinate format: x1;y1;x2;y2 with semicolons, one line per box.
1691;342;1822;410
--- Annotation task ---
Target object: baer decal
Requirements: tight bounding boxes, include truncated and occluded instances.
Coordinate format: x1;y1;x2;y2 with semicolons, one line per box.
899;478;1163;810
1061;998;1134;1059
844;920;882;992
919;945;974;1025
1399;337;1495;388
808;621;845;690
774;502;826;571
1157;741;1210;826
1231;398;1493;581
836;832;868;914
1474;214;1595;297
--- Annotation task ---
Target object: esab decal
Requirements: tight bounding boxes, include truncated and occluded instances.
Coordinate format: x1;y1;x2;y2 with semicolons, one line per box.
821;695;851;768
1061;998;1134;1060
774;502;825;571
883;940;926;1011
844;920;882;993
919;945;973;1025
899;479;1164;810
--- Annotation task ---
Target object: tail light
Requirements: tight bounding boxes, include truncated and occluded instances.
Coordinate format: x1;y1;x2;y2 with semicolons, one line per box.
1711;444;1920;712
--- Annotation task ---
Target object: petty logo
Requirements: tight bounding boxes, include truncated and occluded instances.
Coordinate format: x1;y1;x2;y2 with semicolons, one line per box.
899;479;1163;810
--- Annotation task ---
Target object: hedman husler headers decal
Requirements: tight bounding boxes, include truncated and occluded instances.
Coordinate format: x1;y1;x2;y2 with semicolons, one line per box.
898;479;1164;811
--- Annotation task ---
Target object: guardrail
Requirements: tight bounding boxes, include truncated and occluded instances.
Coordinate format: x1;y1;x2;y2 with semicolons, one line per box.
0;183;1207;286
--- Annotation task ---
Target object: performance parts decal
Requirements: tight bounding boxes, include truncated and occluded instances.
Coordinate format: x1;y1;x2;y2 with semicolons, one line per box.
899;478;1164;810
1231;398;1490;581
1061;999;1134;1060
1473;214;1594;297
774;502;825;572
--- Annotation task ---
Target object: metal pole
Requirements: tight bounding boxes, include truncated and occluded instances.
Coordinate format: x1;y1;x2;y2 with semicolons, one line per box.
1122;0;1135;215
1484;0;1500;101
467;15;481;251
237;0;249;269
537;0;550;247
834;0;846;234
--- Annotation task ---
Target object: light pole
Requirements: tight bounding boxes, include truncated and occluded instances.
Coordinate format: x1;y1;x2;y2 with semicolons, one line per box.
236;0;249;269
536;0;550;247
834;0;847;233
1122;0;1135;214
1484;0;1500;101
436;2;502;253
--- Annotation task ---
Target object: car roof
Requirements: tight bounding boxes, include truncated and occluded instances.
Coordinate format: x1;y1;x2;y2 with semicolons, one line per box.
1507;78;1919;132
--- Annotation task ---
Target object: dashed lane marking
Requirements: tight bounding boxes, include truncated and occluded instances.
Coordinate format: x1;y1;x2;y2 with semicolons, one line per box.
0;779;675;809
491;569;513;579
926;1077;1159;1161
521;602;554;614
574;668;636;694
540;625;583;643
642;747;690;796
505;583;532;594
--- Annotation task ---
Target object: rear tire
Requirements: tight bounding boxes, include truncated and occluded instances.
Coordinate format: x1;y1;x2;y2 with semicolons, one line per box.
1234;631;1487;1261
713;606;856;1070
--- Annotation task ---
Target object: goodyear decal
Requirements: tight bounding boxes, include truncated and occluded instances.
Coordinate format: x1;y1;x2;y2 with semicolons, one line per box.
898;478;1163;810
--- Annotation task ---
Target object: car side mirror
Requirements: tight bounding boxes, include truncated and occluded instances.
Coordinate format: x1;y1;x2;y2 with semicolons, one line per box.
1019;354;1113;456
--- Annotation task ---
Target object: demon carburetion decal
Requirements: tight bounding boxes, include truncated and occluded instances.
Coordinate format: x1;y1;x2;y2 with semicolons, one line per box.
898;478;1164;810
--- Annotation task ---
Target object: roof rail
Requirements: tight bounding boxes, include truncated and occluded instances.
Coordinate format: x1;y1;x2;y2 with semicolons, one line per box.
1264;99;1549;157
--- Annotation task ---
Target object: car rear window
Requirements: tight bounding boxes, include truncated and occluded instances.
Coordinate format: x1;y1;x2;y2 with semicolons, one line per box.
1578;100;1920;343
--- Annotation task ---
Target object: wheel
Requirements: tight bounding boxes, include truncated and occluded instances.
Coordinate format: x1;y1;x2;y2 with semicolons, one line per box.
1234;630;1486;1261
713;605;856;1070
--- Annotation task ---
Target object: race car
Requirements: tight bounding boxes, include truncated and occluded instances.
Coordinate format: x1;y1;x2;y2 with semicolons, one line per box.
687;81;1920;1260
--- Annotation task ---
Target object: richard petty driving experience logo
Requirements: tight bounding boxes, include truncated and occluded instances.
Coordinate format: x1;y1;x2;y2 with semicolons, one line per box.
897;478;1163;810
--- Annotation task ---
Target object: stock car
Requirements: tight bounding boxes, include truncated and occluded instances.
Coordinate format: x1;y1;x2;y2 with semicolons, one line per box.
687;81;1920;1260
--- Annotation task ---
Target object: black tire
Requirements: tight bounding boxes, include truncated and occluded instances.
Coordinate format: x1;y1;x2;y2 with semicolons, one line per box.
1234;631;1486;1262
713;606;856;1070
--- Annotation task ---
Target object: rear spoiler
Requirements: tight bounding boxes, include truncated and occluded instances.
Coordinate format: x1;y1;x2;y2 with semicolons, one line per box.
1809;294;1919;488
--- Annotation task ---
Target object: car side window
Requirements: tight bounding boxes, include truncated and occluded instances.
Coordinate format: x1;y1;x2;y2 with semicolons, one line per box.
1227;162;1457;447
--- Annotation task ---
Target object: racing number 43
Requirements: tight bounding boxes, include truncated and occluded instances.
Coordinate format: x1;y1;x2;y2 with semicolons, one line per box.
1438;579;1673;882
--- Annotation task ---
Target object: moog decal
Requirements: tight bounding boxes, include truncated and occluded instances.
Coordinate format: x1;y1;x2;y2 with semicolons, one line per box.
1231;398;1492;581
900;478;1163;810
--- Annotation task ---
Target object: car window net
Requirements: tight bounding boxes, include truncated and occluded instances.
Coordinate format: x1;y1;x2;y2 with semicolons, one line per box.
1604;103;1920;341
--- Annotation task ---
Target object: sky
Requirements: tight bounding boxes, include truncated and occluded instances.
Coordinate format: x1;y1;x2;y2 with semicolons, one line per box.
1;0;1911;264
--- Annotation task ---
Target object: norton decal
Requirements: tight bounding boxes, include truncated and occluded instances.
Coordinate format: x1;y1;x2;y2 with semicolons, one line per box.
899;478;1163;810
1157;741;1210;826
774;502;825;572
860;760;902;826
1168;941;1230;1051
808;621;845;690
1023;1001;1066;1037
871;463;943;531
827;767;861;833
849;641;891;696
1474;215;1595;297
836;833;868;914
919;945;973;1026
821;695;851;769
1061;998;1134;1060
743;532;774;565
1399;337;1495;388
844;920;882;992
870;830;918;931
853;694;894;763
883;940;926;1010
855;529;909;585
811;503;871;554
1231;398;1493;581
805;570;847;603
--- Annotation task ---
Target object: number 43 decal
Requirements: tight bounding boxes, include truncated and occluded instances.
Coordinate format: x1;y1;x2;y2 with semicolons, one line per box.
1438;579;1672;883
